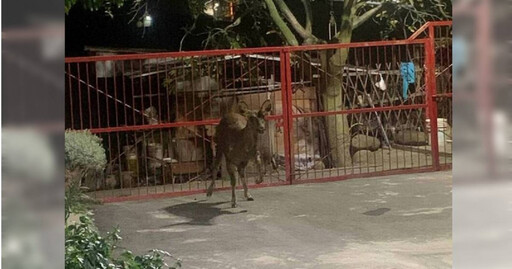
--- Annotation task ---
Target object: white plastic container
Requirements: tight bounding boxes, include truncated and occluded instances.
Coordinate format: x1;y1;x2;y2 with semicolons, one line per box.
426;118;452;145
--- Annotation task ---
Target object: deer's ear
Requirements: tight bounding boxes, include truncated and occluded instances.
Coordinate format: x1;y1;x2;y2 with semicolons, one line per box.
260;99;272;115
238;101;250;114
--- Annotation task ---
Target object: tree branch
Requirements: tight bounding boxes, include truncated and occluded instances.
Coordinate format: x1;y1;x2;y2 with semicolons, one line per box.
301;0;312;33
273;0;309;39
353;3;390;29
274;0;321;44
128;2;147;24
179;17;198;51
263;0;299;46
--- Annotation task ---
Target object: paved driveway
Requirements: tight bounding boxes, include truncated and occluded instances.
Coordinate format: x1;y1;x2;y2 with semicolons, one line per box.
94;171;452;269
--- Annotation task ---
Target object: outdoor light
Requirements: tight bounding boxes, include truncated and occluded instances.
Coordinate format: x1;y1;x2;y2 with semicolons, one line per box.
143;14;153;27
204;0;236;21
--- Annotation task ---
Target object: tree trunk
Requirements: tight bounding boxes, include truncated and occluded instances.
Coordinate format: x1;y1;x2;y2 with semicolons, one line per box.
322;0;356;167
262;0;383;167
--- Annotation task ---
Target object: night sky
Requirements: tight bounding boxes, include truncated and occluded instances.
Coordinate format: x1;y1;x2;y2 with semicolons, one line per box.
65;0;195;56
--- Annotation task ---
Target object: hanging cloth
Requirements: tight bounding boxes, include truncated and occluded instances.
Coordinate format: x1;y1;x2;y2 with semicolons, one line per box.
400;62;415;99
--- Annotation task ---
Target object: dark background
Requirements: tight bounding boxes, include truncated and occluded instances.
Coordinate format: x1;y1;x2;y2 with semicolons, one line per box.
64;0;382;56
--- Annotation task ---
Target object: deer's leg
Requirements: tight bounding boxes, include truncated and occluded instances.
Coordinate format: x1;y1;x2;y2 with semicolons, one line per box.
207;152;222;197
255;151;264;184
238;164;253;201
261;158;268;175
227;163;238;208
206;163;217;197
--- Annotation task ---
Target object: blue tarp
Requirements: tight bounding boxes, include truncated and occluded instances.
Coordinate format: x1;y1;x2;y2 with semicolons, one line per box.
400;62;415;99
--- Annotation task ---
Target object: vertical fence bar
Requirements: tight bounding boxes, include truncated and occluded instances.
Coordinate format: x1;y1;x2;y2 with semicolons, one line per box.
284;51;296;183
67;64;74;129
426;25;441;170
280;50;293;184
86;63;93;129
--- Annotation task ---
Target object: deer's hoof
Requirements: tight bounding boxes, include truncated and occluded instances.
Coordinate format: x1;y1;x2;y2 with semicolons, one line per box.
231;203;237;208
247;196;254;201
256;178;264;184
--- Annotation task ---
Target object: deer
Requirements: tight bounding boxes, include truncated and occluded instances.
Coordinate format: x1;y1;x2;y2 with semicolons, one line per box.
206;99;272;208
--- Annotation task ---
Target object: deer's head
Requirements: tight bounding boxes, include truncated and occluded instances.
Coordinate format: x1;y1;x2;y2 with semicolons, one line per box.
238;100;272;134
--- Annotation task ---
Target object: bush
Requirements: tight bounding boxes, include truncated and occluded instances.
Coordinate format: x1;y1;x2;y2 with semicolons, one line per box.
65;130;181;268
65;130;105;219
65;214;119;268
65;130;107;173
65;181;181;269
65;173;99;223
65;130;107;190
66;215;181;269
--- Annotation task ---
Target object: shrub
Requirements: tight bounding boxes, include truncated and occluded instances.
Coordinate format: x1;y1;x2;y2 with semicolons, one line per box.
65;183;181;269
65;130;107;173
65;130;107;190
65;215;181;269
65;173;99;223
65;215;119;268
64;130;181;268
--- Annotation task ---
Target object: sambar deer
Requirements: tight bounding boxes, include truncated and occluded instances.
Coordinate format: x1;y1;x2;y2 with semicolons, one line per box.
206;100;272;208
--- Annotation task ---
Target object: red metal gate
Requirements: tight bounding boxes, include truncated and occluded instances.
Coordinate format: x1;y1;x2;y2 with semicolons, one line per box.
65;21;452;202
410;21;453;170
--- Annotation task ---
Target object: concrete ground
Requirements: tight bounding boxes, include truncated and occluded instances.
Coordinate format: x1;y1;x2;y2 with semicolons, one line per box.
93;171;452;269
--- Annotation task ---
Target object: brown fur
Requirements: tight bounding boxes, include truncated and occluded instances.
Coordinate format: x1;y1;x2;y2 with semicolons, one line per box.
206;99;272;208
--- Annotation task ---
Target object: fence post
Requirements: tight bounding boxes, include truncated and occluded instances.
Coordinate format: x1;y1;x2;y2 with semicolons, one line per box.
284;51;295;184
280;50;295;184
425;24;441;170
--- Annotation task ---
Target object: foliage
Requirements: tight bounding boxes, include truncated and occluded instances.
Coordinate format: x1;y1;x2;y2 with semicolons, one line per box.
64;130;181;268
185;0;451;48
188;0;211;18
65;214;117;268
65;170;100;224
66;214;182;269
373;0;452;39
66;0;451;47
201;18;245;49
117;249;181;269
65;130;107;172
65;181;181;269
65;0;126;15
185;0;281;49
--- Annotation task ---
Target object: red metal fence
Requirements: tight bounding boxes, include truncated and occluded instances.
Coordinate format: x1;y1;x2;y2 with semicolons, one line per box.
65;21;452;202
